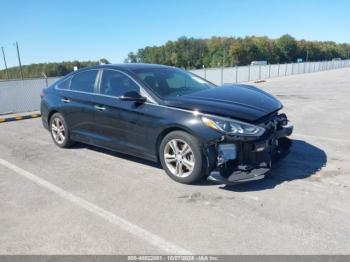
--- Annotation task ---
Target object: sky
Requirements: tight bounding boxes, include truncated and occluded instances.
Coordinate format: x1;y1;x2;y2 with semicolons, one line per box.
1;0;349;68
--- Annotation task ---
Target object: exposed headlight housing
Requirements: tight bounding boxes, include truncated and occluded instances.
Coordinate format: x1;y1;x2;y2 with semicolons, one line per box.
201;116;265;137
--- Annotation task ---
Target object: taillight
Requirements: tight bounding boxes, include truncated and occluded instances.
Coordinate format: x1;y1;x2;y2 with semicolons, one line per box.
40;89;45;98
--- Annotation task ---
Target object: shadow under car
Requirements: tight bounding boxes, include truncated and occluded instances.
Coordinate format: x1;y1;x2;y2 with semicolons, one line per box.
221;139;327;192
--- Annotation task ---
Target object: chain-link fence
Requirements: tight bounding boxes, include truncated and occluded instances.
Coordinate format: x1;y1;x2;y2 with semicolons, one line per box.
1;59;350;115
190;59;350;85
0;77;60;115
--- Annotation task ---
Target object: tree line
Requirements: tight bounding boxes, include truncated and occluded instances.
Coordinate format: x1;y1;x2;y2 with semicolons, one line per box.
126;34;350;69
0;59;110;80
1;34;349;80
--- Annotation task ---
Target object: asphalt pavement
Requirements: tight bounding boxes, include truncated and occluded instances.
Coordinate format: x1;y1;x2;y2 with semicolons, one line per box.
0;68;349;254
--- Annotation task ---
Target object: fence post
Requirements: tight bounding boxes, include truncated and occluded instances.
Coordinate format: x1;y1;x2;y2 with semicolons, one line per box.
285;63;288;76
268;64;271;78
235;65;238;83
259;65;262;80
41;72;48;87
221;66;223;85
247;65;250;81
204;67;207;79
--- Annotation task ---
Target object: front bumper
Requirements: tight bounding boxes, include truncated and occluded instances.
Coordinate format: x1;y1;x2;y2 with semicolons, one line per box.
208;168;269;184
206;119;293;185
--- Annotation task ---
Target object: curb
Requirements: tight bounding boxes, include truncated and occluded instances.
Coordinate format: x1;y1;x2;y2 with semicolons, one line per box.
0;113;41;123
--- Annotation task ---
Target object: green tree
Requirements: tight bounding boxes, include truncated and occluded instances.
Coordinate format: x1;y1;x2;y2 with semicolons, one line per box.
276;34;298;63
99;58;110;64
0;60;100;80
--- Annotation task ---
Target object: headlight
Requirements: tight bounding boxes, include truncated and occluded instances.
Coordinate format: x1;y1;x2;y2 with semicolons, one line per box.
201;116;265;136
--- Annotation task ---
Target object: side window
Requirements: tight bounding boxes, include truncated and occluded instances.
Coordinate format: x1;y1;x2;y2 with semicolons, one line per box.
56;77;71;89
138;72;160;90
70;70;98;93
100;70;139;97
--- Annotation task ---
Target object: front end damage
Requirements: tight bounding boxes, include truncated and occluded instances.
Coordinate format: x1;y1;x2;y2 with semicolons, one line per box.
205;113;293;184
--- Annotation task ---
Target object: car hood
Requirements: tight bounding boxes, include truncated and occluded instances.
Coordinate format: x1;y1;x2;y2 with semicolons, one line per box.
163;84;282;122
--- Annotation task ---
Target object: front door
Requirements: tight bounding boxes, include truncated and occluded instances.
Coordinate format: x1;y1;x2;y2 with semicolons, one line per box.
93;69;158;159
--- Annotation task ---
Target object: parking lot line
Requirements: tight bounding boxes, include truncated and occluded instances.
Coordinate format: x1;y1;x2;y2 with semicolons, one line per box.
0;157;191;255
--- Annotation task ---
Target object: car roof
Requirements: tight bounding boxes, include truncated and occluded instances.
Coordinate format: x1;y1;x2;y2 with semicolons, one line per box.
78;63;174;72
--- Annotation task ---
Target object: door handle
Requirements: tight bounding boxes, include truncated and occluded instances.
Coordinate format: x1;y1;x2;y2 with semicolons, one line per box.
61;98;70;103
94;105;106;111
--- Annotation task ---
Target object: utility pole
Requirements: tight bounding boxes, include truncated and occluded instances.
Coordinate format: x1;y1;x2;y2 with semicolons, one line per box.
15;41;23;80
306;49;309;62
1;47;9;79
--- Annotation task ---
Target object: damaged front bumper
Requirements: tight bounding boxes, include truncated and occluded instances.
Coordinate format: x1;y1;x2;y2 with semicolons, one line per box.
206;116;293;185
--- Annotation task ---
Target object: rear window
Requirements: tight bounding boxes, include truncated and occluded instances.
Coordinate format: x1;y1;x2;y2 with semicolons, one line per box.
70;70;98;93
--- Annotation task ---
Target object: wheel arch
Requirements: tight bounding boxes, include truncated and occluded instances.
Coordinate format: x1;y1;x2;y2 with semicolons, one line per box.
48;110;59;125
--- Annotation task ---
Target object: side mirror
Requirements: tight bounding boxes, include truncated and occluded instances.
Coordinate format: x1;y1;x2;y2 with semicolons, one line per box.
120;91;147;103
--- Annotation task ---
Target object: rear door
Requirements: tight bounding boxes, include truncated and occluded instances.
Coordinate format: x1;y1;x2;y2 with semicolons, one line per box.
56;69;100;144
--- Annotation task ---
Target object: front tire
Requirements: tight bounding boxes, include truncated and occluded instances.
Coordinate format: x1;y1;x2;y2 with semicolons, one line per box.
49;113;74;148
159;131;206;184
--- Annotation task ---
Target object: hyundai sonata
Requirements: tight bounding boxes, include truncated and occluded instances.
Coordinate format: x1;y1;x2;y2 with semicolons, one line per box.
40;64;293;184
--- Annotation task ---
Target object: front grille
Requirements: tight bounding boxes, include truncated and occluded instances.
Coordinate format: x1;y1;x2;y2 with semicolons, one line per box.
238;142;272;167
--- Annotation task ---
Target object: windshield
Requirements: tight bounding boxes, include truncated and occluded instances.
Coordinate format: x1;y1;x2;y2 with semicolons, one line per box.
131;67;216;98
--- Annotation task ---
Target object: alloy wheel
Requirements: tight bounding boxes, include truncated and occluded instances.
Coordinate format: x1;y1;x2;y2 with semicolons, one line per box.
51;117;66;144
163;139;195;177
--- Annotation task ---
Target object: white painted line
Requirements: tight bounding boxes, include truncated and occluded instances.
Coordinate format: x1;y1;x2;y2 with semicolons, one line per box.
293;133;350;143
0;158;191;255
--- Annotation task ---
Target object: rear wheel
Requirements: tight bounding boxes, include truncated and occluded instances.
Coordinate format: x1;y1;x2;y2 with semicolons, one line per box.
159;131;206;184
49;113;74;148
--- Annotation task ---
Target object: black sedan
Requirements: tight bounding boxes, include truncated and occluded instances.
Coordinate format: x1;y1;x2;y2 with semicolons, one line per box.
40;63;293;184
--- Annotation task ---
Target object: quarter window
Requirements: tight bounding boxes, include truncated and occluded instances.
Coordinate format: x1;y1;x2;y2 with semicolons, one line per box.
100;70;139;97
70;70;98;93
56;77;71;89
